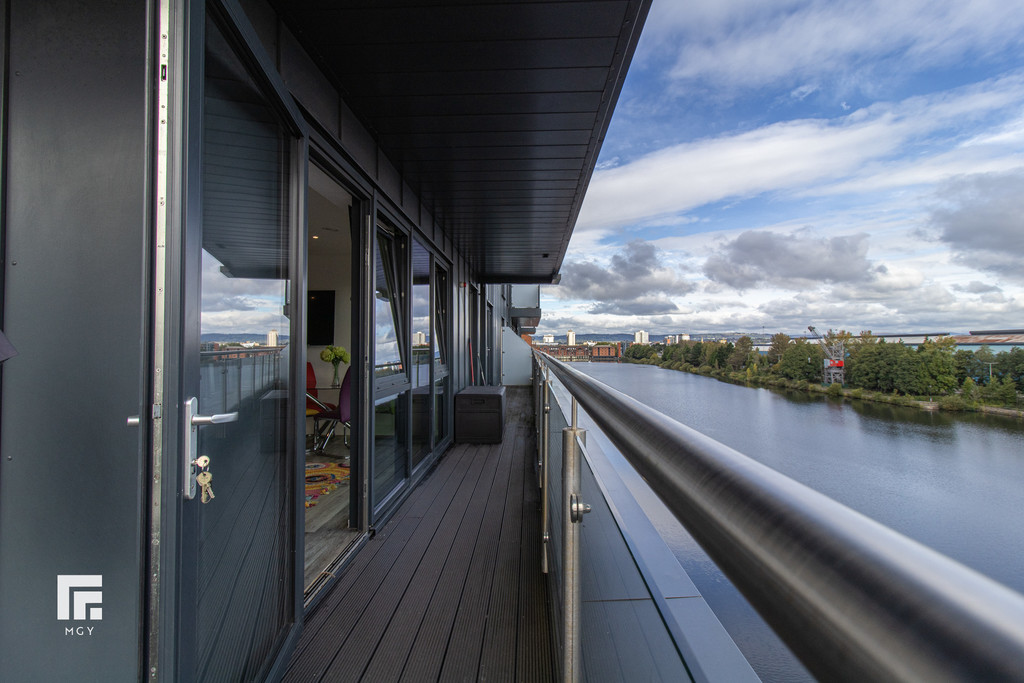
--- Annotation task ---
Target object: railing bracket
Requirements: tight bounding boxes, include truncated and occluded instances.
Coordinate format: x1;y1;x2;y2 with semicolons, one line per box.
570;494;591;523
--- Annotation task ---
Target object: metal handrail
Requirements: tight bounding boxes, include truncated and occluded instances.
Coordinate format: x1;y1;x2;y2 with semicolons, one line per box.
537;352;1024;682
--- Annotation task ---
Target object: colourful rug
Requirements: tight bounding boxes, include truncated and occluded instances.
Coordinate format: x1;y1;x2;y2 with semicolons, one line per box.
305;462;350;508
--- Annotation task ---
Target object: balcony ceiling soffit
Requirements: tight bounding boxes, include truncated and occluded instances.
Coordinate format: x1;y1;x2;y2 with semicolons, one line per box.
272;0;650;283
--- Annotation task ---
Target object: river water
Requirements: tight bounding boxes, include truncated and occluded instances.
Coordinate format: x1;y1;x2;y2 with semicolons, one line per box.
571;361;1024;682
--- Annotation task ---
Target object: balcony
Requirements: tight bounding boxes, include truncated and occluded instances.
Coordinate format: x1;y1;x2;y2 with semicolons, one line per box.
286;387;555;681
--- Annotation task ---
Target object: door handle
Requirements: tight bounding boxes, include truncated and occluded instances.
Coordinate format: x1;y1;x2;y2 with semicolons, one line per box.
191;412;238;425
183;399;238;500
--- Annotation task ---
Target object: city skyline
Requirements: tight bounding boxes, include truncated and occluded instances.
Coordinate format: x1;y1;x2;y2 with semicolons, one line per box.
539;0;1024;337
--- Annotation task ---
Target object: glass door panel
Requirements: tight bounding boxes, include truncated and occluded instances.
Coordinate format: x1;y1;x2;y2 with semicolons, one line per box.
411;239;431;466
373;392;409;504
183;14;296;680
372;225;409;508
433;265;450;446
373;231;404;382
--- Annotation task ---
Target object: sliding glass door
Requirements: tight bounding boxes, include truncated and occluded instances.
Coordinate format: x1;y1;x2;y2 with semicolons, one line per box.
412;239;432;467
369;223;452;513
173;7;303;679
372;223;410;510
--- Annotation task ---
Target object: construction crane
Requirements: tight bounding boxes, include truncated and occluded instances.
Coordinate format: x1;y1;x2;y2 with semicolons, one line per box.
808;326;845;385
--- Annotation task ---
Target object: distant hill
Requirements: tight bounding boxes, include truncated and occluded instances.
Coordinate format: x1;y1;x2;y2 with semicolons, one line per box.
534;332;775;344
201;333;289;344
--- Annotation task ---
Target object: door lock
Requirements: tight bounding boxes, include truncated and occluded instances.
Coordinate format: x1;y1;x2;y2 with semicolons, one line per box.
183;397;237;500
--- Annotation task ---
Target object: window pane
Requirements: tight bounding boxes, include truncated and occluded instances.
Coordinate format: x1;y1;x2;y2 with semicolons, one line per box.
411;239;431;389
374;232;402;379
373;393;408;505
412;240;431;465
434;266;450;445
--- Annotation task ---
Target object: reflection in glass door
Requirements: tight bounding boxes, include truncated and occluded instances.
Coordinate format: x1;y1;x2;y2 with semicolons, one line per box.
181;13;296;680
411;239;431;466
372;226;409;509
433;265;450;446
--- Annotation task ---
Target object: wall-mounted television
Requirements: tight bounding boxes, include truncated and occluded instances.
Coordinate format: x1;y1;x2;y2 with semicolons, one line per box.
307;290;335;346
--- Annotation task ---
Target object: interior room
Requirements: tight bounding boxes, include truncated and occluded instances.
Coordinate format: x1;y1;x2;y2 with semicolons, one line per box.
304;164;359;591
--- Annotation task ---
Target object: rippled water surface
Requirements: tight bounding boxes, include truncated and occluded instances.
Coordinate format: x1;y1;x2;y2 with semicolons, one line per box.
571;362;1024;682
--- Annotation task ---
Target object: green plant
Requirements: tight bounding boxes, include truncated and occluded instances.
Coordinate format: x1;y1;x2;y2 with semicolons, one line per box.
319;345;350;384
319;345;350;365
939;395;973;412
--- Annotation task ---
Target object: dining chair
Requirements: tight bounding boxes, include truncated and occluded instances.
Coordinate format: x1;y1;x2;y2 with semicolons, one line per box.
313;366;351;452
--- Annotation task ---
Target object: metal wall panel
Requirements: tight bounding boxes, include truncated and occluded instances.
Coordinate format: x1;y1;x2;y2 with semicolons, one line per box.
0;1;149;680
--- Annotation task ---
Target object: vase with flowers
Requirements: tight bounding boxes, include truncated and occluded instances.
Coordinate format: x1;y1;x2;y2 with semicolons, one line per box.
319;345;350;386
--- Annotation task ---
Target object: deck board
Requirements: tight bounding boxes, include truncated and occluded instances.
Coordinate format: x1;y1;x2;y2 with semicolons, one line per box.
285;387;555;682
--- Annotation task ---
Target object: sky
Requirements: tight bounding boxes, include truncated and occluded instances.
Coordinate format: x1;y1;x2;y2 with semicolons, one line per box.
538;0;1024;338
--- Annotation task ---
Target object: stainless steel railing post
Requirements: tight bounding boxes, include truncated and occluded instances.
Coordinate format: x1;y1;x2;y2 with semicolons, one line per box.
562;397;589;682
541;365;550;574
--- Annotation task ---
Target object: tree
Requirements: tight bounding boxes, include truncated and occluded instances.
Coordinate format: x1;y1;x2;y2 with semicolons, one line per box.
917;337;958;395
661;343;684;364
728;336;754;371
894;349;926;395
625;343;656;361
711;341;734;369
961;376;980;404
683;341;703;366
994;347;1024;391
767;333;791;366
847;339;903;392
846;330;875;372
778;340;824;382
984;376;1018;406
953;349;980;385
976;345;996;384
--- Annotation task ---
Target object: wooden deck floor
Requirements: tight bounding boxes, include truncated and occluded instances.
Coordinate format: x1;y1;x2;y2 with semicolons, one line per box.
285;386;555;682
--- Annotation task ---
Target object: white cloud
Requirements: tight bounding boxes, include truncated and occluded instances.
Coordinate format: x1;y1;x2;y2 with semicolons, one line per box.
543;1;1024;337
577;74;1024;233
648;0;1024;91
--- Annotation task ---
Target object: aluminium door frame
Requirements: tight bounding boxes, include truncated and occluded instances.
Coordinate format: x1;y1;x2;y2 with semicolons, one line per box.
306;143;374;537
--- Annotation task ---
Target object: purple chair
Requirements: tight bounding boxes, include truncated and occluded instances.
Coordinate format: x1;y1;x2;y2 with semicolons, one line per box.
313;367;351;452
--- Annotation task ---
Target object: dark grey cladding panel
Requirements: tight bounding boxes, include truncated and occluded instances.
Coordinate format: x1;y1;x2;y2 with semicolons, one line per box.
279;23;341;138
0;1;148;680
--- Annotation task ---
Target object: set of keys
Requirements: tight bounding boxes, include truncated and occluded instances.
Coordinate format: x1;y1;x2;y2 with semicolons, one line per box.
195;455;215;504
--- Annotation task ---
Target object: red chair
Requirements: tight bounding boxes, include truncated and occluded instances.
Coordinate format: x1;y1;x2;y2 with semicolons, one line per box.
306;362;336;417
313;367;352;452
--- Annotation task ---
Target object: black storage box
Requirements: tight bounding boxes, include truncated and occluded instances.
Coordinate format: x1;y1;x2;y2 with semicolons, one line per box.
455;385;505;443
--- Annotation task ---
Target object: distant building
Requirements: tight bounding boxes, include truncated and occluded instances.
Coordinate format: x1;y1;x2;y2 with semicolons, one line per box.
267;329;278;347
542;334;555;344
547;344;588;361
567;329;576;345
591;343;620;361
413;331;427;346
634;330;649;344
